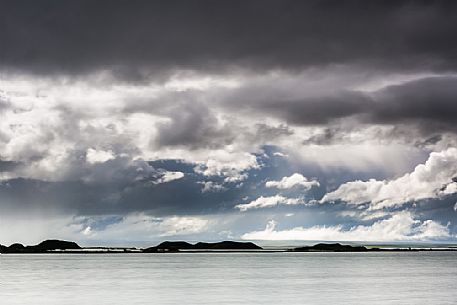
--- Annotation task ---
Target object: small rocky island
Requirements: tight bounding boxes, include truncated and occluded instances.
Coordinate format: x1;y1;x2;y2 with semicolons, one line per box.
0;240;81;253
289;243;372;252
143;241;263;252
287;243;457;252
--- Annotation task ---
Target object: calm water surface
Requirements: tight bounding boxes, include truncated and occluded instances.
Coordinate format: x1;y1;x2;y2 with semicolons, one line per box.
1;252;456;305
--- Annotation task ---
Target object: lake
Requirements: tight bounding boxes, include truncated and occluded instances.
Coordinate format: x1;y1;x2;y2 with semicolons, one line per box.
1;252;456;304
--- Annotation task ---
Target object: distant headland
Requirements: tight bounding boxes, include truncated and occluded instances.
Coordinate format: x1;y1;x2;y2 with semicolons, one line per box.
1;240;456;254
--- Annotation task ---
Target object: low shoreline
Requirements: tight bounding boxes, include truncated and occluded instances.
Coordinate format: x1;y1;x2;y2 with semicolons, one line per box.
2;240;457;254
3;249;457;254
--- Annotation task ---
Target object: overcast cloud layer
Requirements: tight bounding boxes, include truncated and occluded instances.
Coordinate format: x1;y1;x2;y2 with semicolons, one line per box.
1;0;457;246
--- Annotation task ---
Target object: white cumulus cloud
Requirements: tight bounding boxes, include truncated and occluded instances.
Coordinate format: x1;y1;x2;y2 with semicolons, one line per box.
241;212;451;241
198;181;227;193
266;173;319;189
86;148;115;164
154;171;185;184
235;195;304;212
321;148;457;209
194;151;259;183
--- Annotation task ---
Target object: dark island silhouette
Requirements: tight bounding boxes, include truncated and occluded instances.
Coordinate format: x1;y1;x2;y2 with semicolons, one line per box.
143;240;262;252
0;239;81;253
289;243;372;252
1;240;456;254
288;243;457;252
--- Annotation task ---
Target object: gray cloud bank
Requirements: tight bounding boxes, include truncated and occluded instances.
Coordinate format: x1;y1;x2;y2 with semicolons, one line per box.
223;76;457;134
2;0;457;78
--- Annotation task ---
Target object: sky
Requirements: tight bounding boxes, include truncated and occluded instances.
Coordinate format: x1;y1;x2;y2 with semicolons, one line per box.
1;0;457;246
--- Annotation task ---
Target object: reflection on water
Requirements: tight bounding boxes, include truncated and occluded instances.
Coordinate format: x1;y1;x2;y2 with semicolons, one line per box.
1;252;456;305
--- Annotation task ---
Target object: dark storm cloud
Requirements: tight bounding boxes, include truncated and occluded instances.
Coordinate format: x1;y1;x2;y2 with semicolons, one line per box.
259;91;372;125
222;76;457;136
369;76;457;130
2;0;457;77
